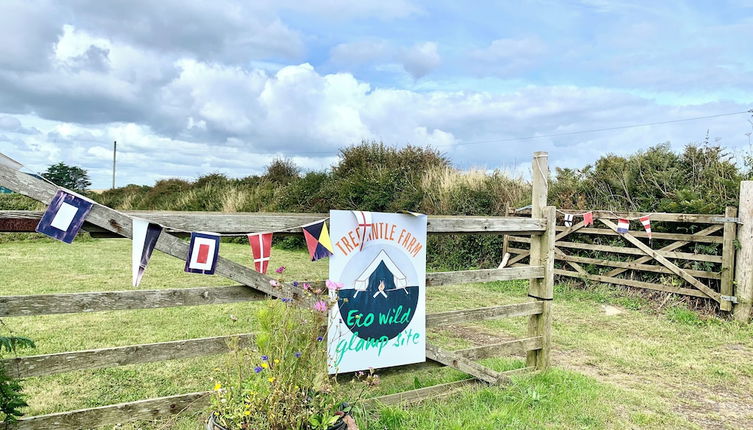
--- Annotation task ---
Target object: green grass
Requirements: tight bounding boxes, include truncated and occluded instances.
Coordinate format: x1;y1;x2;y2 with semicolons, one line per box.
2;238;753;428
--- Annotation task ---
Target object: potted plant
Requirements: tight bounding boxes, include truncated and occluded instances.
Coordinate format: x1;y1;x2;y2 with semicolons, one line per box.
0;323;35;424
206;273;374;430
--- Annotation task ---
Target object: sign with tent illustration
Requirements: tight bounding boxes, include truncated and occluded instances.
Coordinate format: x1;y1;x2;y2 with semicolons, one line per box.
327;210;427;373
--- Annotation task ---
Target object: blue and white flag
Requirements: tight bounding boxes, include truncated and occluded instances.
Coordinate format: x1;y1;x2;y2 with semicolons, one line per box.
35;190;93;243
132;218;163;287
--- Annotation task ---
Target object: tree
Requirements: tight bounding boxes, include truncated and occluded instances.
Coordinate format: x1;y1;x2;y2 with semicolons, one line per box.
41;162;91;191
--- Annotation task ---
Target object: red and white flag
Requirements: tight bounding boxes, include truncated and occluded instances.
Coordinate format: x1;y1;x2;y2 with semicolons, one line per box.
352;210;373;251
247;232;273;274
583;212;593;226
640;215;652;239
617;218;629;233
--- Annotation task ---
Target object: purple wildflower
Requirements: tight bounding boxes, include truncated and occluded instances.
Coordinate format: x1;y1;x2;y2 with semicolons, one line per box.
261;355;268;361
294;352;302;358
316;336;323;342
281;298;292;303
254;366;263;373
292;281;299;287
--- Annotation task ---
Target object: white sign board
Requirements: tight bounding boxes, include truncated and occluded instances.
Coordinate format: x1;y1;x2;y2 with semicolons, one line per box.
327;210;427;374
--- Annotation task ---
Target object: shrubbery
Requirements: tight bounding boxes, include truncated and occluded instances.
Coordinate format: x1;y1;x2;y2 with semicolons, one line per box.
4;139;749;269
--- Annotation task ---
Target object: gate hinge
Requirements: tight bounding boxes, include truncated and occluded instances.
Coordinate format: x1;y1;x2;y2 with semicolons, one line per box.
721;295;738;304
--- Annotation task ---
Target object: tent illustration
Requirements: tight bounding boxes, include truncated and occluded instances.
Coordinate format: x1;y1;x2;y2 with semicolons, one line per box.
353;250;408;297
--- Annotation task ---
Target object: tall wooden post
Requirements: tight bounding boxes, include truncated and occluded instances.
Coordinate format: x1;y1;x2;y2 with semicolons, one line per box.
734;182;753;322
527;152;554;369
720;206;737;312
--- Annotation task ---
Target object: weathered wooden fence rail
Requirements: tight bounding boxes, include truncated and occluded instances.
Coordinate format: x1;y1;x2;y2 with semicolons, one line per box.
0;152;556;429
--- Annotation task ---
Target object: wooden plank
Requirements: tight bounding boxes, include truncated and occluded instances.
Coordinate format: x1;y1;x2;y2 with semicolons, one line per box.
735;181;753;321
556;254;721;280
556;240;723;263
720;206;738;312
3;302;538;378
367;379;478;406
0;286;265;317
514;209;728;224
506;249;529;265
11;391;211;430
426;266;544;287
0;164;314;309
554;247;588;276
606;224;723;277
554;269;710;298
599;219;720;302
554;225;724;243
369;367;532;406
426;301;543;327
2;334;255;379
424;343;506;385
455;337;543;361
527;205;555;370
0;210;547;235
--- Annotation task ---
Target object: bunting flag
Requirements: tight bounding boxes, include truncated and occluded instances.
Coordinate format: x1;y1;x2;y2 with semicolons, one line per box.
185;232;220;275
302;220;334;261
640;215;652;239
35;190;93;243
247;232;273;273
132;218;162;287
352;210;373;251
583;211;594;226
564;213;574;227
617;218;630;233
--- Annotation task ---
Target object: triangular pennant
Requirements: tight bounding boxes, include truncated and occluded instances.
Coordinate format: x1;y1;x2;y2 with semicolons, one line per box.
617;218;630;234
247;232;273;273
564;213;573;227
352;210;373;251
583;212;594;226
640;215;652;240
185;232;220;275
302;220;334;261
132;218;162;287
35;190;93;243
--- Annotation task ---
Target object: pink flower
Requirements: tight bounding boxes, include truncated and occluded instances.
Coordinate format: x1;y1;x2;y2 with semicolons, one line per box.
302;283;311;290
313;300;328;312
275;266;286;273
326;280;344;291
269;280;279;287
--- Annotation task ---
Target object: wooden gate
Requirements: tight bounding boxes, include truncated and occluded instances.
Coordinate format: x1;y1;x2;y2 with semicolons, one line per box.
0;152;556;429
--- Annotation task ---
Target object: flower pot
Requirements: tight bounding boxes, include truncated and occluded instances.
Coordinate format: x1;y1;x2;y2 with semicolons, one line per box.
206;412;355;430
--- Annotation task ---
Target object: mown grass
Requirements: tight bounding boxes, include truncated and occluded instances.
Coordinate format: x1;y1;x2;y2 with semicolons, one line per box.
2;238;752;429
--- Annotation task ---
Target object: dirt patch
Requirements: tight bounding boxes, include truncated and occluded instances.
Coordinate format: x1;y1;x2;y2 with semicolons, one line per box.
555;348;753;429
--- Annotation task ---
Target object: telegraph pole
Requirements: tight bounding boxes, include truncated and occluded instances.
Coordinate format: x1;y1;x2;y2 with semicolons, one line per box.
112;140;117;189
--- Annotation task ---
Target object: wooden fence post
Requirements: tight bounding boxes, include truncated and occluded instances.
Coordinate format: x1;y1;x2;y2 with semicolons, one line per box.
527;152;554;370
720;206;737;312
735;182;753;322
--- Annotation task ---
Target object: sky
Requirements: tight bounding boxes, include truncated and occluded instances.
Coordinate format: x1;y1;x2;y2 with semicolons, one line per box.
0;0;752;188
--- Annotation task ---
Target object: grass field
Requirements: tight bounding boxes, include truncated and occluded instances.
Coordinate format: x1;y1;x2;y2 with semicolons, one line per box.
1;238;752;429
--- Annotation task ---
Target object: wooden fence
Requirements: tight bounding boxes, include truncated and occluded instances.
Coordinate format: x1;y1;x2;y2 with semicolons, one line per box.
503;196;753;320
0;152;556;429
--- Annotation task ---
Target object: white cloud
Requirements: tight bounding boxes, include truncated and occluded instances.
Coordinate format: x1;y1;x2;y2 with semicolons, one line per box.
400;42;441;79
468;37;547;77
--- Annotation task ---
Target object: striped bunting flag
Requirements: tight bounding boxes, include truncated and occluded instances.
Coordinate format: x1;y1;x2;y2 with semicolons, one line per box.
617;218;630;233
640;215;652;239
